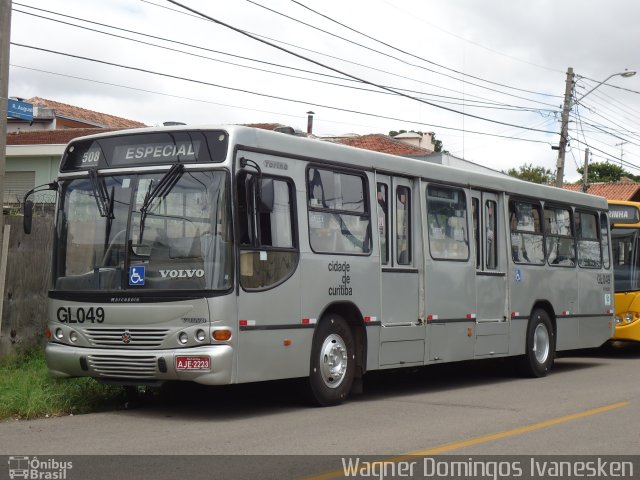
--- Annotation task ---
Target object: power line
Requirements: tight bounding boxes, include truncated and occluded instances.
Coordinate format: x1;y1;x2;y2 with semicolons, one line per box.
285;0;560;98
375;0;564;75
134;0;562;110
570;137;640;172
161;0;558;134
10;43;554;145
13;3;558;114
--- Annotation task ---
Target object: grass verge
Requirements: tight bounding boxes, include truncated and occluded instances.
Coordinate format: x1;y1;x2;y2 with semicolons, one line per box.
0;347;125;420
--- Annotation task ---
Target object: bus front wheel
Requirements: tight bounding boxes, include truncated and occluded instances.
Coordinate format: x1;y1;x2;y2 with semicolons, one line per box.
518;309;555;378
307;315;355;406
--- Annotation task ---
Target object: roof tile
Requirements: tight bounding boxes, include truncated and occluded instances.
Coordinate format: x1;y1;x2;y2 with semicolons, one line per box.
7;128;122;145
563;182;640;201
27;97;146;128
327;134;433;156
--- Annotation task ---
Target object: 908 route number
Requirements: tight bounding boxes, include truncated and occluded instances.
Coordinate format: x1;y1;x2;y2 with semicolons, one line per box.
57;307;105;324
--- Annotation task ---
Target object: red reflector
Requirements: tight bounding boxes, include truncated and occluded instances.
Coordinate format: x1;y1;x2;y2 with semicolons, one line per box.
364;316;371;322
239;320;248;327
301;318;310;325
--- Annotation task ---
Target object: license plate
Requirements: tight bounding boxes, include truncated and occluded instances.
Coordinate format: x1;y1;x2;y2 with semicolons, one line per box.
175;356;210;371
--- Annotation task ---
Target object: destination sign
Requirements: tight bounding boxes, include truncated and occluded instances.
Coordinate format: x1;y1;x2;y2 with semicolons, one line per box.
114;141;200;162
60;130;229;172
609;204;640;224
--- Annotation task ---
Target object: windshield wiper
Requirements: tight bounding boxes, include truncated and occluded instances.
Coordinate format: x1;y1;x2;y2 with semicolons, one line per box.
88;168;113;218
139;163;185;241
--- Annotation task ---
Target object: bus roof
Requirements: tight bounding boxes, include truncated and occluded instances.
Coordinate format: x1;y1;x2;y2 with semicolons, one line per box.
63;124;608;211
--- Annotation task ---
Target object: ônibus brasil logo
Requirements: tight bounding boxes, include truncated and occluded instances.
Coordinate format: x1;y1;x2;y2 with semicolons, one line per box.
8;456;73;479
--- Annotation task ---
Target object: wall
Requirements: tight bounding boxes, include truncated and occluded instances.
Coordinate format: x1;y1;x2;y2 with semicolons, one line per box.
0;216;54;356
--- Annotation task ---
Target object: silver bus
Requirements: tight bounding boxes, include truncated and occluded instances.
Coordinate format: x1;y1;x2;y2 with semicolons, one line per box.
25;125;614;406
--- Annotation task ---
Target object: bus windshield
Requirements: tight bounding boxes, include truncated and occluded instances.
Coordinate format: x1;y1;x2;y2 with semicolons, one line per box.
612;227;640;293
53;169;232;291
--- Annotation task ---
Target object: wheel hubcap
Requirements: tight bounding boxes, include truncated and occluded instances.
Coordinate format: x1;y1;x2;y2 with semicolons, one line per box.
533;323;550;364
319;333;348;388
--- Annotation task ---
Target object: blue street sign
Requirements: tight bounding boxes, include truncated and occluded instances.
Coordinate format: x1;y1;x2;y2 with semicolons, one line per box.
7;99;33;121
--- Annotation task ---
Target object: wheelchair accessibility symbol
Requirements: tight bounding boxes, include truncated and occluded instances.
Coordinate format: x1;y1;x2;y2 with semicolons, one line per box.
514;268;522;283
129;266;145;286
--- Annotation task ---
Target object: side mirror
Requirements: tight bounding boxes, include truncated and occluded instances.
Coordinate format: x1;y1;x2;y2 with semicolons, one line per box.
23;200;34;234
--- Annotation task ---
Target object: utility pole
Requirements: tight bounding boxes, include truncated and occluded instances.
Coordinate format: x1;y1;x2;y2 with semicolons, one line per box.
555;67;574;188
582;148;590;193
615;141;628;167
1;0;12;234
0;0;11;339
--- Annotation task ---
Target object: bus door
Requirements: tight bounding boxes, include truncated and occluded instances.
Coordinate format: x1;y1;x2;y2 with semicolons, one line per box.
378;175;424;366
234;166;303;383
471;190;509;356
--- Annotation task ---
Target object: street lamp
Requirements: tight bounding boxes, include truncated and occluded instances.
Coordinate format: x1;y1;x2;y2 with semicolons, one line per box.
555;68;636;188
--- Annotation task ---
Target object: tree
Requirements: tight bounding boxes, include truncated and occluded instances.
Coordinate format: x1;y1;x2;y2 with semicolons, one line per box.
576;161;638;184
431;133;445;153
504;163;556;184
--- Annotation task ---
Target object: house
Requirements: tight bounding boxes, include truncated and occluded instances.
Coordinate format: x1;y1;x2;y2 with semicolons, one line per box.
563;181;640;201
5;97;146;204
323;133;508;177
392;131;435;151
8;97;146;132
323;133;434;160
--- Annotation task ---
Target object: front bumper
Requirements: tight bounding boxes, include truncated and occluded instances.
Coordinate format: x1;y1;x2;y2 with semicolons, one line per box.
45;342;234;385
613;320;640;342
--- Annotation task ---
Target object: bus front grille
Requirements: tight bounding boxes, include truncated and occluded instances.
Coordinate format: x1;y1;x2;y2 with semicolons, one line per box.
87;354;157;379
84;328;169;348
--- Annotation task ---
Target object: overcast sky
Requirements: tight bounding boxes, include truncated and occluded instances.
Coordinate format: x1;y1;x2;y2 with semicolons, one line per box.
8;0;640;182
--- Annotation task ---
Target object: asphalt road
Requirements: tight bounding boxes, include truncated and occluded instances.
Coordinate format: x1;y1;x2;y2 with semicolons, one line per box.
1;342;639;479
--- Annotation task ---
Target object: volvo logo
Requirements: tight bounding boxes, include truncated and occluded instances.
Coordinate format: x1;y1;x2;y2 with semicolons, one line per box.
122;331;132;344
158;269;205;279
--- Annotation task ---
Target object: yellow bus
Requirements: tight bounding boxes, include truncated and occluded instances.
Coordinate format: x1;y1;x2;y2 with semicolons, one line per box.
610;200;640;341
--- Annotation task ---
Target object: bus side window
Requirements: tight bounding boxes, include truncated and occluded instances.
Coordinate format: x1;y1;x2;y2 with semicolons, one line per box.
485;200;497;270
473;198;480;269
396;186;411;265
427;185;469;261
544;206;575;267
509;200;544;265
601;213;610;269
576;211;602;268
377;183;389;265
307;167;371;255
237;172;298;289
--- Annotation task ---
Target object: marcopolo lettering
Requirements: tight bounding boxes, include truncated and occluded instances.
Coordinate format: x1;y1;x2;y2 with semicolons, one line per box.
159;269;205;279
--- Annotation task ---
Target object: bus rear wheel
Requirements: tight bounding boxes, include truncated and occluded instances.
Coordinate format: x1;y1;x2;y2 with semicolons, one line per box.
518;309;555;377
307;315;355;406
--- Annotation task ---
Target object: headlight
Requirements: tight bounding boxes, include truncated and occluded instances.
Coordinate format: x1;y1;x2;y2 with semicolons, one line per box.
624;313;634;323
55;328;64;340
69;331;78;342
178;332;189;344
195;329;206;342
615;315;622;324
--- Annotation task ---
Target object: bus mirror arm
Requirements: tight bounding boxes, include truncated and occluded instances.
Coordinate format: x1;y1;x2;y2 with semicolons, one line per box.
239;157;272;212
23;182;58;235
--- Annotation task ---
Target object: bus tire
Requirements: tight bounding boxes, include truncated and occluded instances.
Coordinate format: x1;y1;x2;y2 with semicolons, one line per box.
518;309;555;378
307;315;355;406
